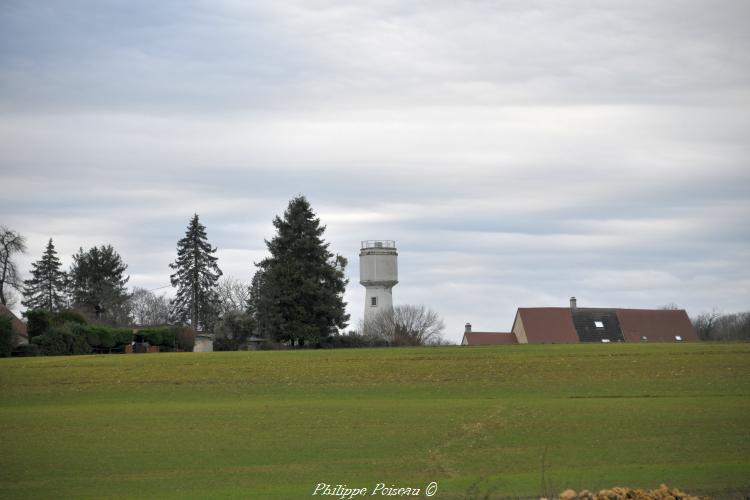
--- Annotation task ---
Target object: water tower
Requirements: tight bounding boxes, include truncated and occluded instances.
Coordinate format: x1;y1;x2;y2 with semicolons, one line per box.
359;240;398;324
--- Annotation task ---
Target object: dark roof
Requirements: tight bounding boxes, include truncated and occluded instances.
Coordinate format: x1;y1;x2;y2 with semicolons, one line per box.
462;332;518;345
571;308;624;343
616;308;698;342
0;304;28;343
515;308;579;343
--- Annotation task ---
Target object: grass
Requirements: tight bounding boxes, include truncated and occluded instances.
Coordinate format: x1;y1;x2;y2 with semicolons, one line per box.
1;342;749;499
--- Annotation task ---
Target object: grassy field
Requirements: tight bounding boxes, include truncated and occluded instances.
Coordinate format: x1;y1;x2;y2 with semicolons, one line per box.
1;343;749;499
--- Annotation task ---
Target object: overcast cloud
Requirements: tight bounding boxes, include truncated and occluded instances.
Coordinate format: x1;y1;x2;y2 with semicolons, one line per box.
1;0;749;342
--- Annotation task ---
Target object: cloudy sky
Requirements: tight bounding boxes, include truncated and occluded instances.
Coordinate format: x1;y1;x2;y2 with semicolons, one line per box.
1;1;749;342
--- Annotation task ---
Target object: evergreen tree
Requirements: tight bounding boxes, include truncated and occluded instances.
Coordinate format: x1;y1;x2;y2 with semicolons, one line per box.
247;267;272;339
169;214;222;330
23;238;68;311
69;245;130;324
257;196;349;346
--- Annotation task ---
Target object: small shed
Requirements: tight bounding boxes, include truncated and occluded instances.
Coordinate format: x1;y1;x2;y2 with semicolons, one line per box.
193;333;214;352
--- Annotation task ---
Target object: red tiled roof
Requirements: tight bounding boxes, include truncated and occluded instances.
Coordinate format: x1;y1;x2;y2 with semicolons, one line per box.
616;308;698;342
0;304;28;343
462;332;518;345
515;308;579;343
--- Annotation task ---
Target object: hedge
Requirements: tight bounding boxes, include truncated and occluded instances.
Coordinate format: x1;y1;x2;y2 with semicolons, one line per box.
32;325;91;356
71;324;133;350
25;309;88;340
19;310;196;355
136;326;195;351
137;327;176;348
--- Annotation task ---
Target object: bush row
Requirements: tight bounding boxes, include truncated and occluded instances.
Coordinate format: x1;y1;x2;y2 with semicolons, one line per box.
30;324;194;355
136;326;195;351
73;324;134;351
32;324;92;356
26;309;87;339
23;309;195;355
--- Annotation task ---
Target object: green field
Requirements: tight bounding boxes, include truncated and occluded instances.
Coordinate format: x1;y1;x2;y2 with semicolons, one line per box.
1;343;749;499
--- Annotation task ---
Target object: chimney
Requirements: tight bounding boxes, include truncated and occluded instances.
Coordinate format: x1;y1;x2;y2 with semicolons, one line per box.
570;296;577;309
464;322;472;333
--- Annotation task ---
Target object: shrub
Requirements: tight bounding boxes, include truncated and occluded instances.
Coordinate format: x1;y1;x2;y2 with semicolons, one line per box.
137;327;177;349
24;309;88;341
12;344;41;357
214;312;254;351
258;340;288;351
25;309;50;340
175;326;196;351
71;324;132;352
0;316;13;357
95;326;117;349
315;332;390;349
31;332;63;356
52;310;88;327
320;333;370;349
114;328;134;348
32;325;91;356
76;324;101;347
213;336;234;351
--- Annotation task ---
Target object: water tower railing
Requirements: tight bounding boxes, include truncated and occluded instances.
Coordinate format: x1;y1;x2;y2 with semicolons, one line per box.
361;240;396;249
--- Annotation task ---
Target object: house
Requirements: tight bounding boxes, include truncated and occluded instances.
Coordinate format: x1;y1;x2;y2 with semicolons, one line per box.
510;297;698;344
461;323;518;345
0;304;29;346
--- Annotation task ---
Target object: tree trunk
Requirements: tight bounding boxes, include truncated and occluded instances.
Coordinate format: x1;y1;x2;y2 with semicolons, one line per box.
0;260;7;305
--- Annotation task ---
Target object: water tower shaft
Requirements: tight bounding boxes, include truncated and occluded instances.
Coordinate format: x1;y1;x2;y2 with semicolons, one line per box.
359;240;398;324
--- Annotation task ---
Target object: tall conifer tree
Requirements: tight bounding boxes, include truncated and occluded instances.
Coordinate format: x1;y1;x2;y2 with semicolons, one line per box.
247;267;272;339
257;196;349;346
170;214;222;330
23;238;68;311
69;244;130;323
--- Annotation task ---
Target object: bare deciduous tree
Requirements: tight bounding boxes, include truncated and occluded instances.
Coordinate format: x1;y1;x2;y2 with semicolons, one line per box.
0;226;27;306
3;290;19;310
692;310;750;341
214;310;255;351
362;304;446;346
216;276;250;317
659;303;680;310
130;287;171;326
691;309;721;340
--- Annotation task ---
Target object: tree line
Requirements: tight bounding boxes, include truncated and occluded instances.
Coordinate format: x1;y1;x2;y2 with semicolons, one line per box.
692;311;750;341
3;196;442;353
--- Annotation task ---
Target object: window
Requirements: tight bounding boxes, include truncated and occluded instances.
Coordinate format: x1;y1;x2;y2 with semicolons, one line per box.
594;321;604;328
371;297;377;307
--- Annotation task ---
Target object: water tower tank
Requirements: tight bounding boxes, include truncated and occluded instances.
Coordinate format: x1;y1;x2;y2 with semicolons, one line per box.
359;240;398;324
